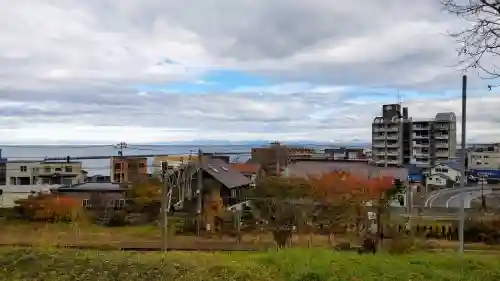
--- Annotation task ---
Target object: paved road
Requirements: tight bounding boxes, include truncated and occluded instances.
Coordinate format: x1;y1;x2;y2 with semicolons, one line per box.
425;185;500;208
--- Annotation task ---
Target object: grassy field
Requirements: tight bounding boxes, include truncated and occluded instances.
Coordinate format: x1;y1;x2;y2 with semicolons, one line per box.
2;222;500;252
0;247;499;280
0;222;334;250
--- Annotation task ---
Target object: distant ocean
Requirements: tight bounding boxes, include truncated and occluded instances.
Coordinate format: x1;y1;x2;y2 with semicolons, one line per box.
0;142;370;176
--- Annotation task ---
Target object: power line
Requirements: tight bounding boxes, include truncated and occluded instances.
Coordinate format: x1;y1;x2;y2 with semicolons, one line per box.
0;143;363;149
0;145;114;148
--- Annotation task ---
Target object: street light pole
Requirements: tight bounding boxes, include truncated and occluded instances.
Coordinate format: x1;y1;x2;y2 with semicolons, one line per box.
481;176;486;209
458;75;467;255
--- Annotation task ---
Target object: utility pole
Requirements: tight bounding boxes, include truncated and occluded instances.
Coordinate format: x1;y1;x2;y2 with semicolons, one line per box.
196;149;203;236
160;161;168;252
481;176;486;209
458;74;467;255
276;142;280;176
116;142;127;156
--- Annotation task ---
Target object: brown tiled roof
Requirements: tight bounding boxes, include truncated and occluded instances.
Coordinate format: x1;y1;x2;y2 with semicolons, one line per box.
230;163;261;174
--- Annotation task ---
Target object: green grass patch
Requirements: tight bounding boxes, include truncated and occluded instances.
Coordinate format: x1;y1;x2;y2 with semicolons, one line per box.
0;248;499;280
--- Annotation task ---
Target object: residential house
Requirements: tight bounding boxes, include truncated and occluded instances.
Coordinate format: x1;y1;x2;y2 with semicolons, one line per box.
0;184;61;208
5;160;39;185
467;144;500;170
35;161;85;185
110;156;148;183
426;161;461;190
229;163;266;187
250;142;314;176
51;182;127;209
153;155;198;175
86;174;111;183
5;160;84;186
195;157;252;207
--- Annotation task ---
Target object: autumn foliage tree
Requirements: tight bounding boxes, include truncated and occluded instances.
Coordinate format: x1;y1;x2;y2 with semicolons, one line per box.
124;178;163;221
15;193;82;222
249;171;399;248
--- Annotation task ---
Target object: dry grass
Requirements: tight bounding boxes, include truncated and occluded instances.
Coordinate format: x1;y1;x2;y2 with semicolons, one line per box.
0;222;339;250
2;222;500;252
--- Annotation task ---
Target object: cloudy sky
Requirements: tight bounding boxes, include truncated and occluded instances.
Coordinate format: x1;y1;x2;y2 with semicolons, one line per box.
0;0;498;144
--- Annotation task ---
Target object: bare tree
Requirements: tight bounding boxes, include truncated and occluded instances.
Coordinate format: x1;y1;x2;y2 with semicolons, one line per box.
443;0;500;87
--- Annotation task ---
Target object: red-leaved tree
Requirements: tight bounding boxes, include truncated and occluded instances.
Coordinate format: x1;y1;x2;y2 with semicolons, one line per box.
16;193;82;222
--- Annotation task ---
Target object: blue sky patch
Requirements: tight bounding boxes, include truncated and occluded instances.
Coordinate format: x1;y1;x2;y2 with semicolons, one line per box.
133;69;273;93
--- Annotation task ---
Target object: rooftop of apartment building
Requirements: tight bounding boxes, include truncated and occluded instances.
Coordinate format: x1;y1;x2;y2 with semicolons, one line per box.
411;112;456;123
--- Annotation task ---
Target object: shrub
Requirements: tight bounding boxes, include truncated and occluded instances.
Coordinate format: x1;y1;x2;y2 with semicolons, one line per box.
105;210;129;227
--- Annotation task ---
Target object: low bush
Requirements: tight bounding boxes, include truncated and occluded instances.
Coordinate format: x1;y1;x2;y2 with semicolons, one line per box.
0;248;499;280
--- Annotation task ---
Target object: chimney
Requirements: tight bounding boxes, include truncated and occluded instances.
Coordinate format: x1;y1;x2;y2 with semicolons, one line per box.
403;107;408;119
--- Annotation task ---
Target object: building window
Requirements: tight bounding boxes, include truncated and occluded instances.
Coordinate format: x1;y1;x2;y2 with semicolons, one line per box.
139;163;145;168
111;199;126;209
55;168;62;172
20;166;27;172
82;199;91;209
44;166;51;172
65;166;73;173
114;163;121;170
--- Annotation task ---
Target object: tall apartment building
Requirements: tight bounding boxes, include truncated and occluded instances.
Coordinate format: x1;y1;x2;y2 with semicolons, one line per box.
411;112;457;172
372;104;411;167
110;156;148;184
372;104;456;171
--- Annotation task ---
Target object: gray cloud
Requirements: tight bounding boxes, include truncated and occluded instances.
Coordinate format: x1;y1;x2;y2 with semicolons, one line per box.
0;0;498;143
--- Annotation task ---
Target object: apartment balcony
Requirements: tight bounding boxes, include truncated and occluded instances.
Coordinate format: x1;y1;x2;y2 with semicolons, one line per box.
386;143;400;148
386;150;400;157
412;125;430;130
434;143;449;148
372;135;385;141
383;127;399;132
386;134;399;140
386;160;400;165
374;150;386;156
413;142;430;148
413;134;430;139
435;135;449;140
433;124;449;131
372;142;386;148
372;127;384;133
411;159;431;166
435;151;450;158
413;151;430;158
